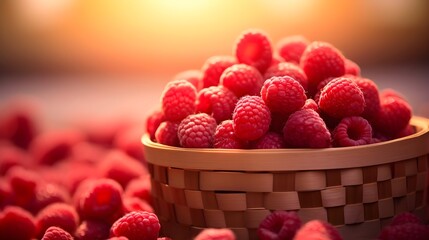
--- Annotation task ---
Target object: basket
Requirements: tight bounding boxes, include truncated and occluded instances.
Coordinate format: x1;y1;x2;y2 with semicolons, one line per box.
142;116;429;240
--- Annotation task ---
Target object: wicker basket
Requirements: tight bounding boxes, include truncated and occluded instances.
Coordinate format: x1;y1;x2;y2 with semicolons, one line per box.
143;116;429;240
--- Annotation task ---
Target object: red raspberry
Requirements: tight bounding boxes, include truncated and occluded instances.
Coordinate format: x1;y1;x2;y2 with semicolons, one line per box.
36;203;79;238
123;197;153;214
31;182;70;214
154;121;180;147
257;211;301;240
0;179;13;208
379;223;429;240
82;118;132;147
234;29;273;73
301;99;319;113
332;116;373;147
263;62;309;91
41;226;73;240
232;96;271;141
145;109;165;140
294;220;342;240
318;77;365;119
373;97;412;137
276;35;309;63
251;132;285;149
174;69;202;91
390;212;422;226
161;80;197;122
349;76;381;120
283;109;331;148
6;166;39;209
344;59;361;76
113;126;146;162
124;175;151;204
0;144;30;175
110;211;160;240
0;206;36;240
270;53;284;67
213;120;247;149
177;113;217;148
300;41;346;96
75;220;110;240
220;64;264;97
196;86;238;123
395;124;415;139
380;88;407;101
109;237;129;240
201;56;236;88
194;228;236;240
261;76;307;115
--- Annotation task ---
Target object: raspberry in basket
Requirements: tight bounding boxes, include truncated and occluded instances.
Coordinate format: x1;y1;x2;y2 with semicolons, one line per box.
178;113;217;148
35;203;79;238
276;35;309;64
213;120;247;149
332;116;372;147
294;220;342;240
196;86;238;123
41;226;73;240
110;211;160;240
220;64;264;97
251;132;285;149
201;55;236;88
351;77;380;120
161;79;197;122
263;62;309;91
373;96;412;137
257;211;301;240
194;228;236;240
146;109;165;140
0;206;36;240
155;121;180;147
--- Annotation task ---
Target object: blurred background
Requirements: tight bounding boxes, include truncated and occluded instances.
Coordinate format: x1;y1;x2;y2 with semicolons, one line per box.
0;0;428;127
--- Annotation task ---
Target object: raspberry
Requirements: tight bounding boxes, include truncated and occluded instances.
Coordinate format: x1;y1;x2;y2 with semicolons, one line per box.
350;76;380;120
380;88;407;101
154;121;180;147
379;223;429;240
344;59;361;76
113;126;146;162
161;80;197;122
0;179;13;208
174;69;203;91
145;109;165;140
293;220;342;240
276;35;310;64
301;99;319;113
196;86;238;123
123;197;153;214
82;118;132;147
390;212;422;226
332;116;373;147
36;203;79;238
213;120;247;149
124;175;152;204
41;226;73;240
251;132;285;149
232;96;271;141
318;77;365;119
75;220;110;240
194;228;236;240
201;56;237;88
257;211;301;240
373;97;412;137
261;76;307;115
0;206;36;240
31;182;71;214
270;54;284;67
220;64;264;97
263;62;308;91
6;166;39;209
110;211;160;240
283;109;331;148
177;113;217;148
300;41;346;96
0;144;30;175
234;29;273;73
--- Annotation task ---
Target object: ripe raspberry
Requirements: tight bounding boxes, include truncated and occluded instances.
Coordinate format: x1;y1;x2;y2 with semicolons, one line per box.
380;88;407;101
110;211;160;240
263;62;308;91
146;109;165;140
154;121;180;147
161;80;197;122
123;197;153;214
332;116;372;147
124;175;152;204
283;109;331;148
234;29;273;73
36;203;79;238
213;120;247;149
201;56;237;88
318;77;365;119
350;77;380;120
379;223;429;240
293;220;342;240
31;182;70;214
196;86;238;123
0;206;36;240
41;226;73;240
75;220;110;240
301;99;319;113
177;113;217;148
220;64;264;97
232;96;271;141
344;59;361;76
194;228;236;240
257;211;301;240
6;166;39;209
300;41;346;96
251;132;285;149
390;212;422;226
82;118;132;147
270;54;284;67
174;69;202;91
0;179;13;208
373;97;412;137
0;144;30;175
261;76;307;115
113;126;146;162
276;35;310;64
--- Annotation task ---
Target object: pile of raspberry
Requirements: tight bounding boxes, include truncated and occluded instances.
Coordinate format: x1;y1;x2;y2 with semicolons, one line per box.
148;29;414;149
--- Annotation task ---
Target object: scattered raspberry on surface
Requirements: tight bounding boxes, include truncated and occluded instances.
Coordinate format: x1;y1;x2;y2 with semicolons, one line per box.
232;96;271;141
373;96;412;137
41;226;73;240
0;206;36;240
173;69;203;91
318;77;365;119
257;211;301;240
81;118;132;148
201;56;237;88
213;120;247;149
110;211;160;240
178;113;217;148
36;203;79;238
31;182;71;214
283;109;331;148
344;59;361;76
113;126;146;162
124;175;151;204
194;228;236;240
161;80;197;122
251;132;285;149
332;116;373;147
75;220;110;240
220;64;264;97
276;35;310;64
293;220;343;240
0;144;31;175
261;76;307;115
263;62;309;91
154;121;180;147
234;29;273;73
145;109;165;140
379;223;429;240
390;212;422;226
6;166;39;209
196;86;238;123
351;77;380;120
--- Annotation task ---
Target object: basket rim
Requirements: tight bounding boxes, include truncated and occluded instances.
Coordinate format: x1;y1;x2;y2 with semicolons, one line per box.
142;116;429;171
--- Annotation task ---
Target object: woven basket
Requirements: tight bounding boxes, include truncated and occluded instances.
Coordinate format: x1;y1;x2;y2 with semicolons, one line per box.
143;116;429;240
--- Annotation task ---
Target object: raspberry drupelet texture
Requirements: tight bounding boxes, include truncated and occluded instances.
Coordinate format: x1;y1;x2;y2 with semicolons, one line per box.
373;96;412;137
177;113;217;148
201;56;237;88
257;211;301;240
0;206;36;240
194;228;236;240
276;35;310;64
232;96;271;141
318;77;365;119
251;132;285;149
74;220;110;240
390;212;422;226
378;223;429;240
196;86;238;123
351;77;380;120
332;116;373;147
173;69;203;91
220;64;264;97
41;226;73;240
161;80;197;122
263;62;309;91
261;76;307;115
234;29;273;73
35;203;79;238
283;109;331;148
344;59;361;76
294;220;343;240
154;121;180;147
145;109;165;140
213;120;247;149
110;211;160;240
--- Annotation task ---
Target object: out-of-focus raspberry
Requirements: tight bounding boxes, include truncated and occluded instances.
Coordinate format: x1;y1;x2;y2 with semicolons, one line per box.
41;226;73;240
124;175;151;204
258;211;301;240
161;80;197;122
194;228;236;240
113;126;146;162
0;144;31;175
276;35;310;64
154;121;180;147
36;203;79;238
173;69;203;91
251;132;285;149
263;62;308;91
6;166;39;209
177;113;217;148
81;118;132;148
351;77;380;120
31;182;71;214
294;220;342;240
213;120;247;149
110;211;160;240
332;116;373;147
145;109;165;140
122;197;153;214
373;96;412;137
0;179;14;209
0;206;36;240
220;64;264;97
75;220;110;240
201;56;236;88
394;124;415;139
196;86;238;123
344;59;361;76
